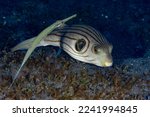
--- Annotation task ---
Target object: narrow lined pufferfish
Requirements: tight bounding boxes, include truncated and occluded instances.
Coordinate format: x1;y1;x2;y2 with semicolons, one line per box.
12;25;113;67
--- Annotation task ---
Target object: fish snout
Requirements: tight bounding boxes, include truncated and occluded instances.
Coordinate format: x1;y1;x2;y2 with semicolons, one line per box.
102;55;113;67
104;61;113;67
104;53;113;67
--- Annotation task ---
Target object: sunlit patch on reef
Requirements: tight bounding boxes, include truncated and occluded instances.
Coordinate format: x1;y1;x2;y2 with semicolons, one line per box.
0;49;149;100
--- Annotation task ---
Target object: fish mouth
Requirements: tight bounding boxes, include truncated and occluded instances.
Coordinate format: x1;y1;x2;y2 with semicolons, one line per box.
103;62;113;67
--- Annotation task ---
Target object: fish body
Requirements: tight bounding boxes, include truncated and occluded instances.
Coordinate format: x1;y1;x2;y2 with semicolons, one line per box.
12;25;113;67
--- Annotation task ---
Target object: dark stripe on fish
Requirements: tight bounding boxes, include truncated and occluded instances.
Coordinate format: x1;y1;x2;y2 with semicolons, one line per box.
45;25;110;59
63;47;89;58
61;40;79;54
67;25;103;44
53;31;90;54
55;25;109;46
47;33;78;40
44;40;60;42
59;27;102;45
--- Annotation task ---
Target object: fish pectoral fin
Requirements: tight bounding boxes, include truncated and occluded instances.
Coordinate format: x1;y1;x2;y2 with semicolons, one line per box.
55;48;62;58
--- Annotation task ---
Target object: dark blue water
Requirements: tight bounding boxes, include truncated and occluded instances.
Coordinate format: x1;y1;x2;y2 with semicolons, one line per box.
0;0;149;100
0;0;149;60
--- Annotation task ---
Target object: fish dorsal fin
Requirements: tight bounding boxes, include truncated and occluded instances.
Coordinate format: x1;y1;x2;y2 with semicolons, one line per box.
9;14;77;89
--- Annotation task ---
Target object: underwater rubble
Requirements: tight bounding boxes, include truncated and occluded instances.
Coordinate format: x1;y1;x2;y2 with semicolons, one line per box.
0;48;149;100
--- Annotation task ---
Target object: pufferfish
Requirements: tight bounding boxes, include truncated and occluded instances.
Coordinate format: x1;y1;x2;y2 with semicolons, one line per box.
12;25;113;67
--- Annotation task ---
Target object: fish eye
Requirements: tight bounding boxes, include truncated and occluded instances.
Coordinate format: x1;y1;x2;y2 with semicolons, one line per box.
93;45;101;54
75;39;86;51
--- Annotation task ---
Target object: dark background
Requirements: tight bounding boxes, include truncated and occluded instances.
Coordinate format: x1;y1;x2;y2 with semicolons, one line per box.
0;0;149;60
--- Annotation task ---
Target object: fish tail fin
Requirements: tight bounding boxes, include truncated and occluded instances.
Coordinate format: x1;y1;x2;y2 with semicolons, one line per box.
11;37;36;52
